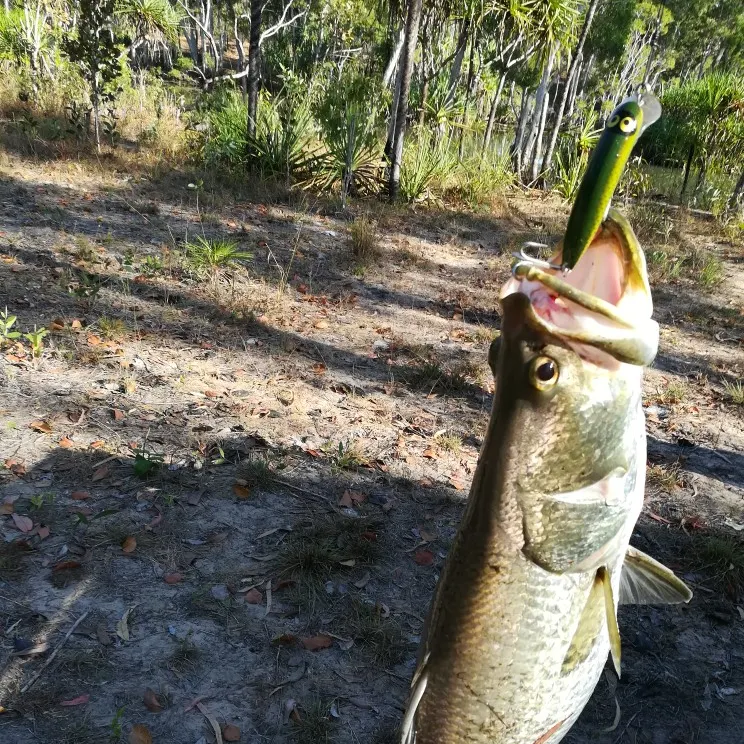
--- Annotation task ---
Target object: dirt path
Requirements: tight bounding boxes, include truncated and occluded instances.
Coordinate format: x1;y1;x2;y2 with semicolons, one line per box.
0;154;742;744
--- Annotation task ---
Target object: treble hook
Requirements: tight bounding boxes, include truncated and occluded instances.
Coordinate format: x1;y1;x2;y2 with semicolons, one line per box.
511;242;564;274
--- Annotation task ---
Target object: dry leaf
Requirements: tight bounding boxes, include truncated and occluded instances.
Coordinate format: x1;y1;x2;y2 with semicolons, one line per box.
92;464;111;481
222;724;241;741
422;447;438;459
233;484;251;499
338;491;353;508
38;526;50;540
164;573;183;585
204;390;220;398
96;623;112;646
89;440;105;449
70;319;83;330
4;458;26;475
50;318;66;331
60;694;90;707
71;490;90;500
272;633;298;646
311;363;327;375
86;334;102;346
143;688;163;712
52;560;81;572
419;529;437;542
122;536;137;553
113;409;125;421
29;420;52;434
301;634;333;651
0;502;13;515
313;319;329;329
59;436;74;448
414;549;435;566
244;588;263;604
116;606;136;641
128;724;153;744
449;475;466;491
11;514;33;533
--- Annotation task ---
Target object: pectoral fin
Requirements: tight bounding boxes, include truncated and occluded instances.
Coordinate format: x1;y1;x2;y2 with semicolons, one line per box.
599;566;622;677
620;546;693;605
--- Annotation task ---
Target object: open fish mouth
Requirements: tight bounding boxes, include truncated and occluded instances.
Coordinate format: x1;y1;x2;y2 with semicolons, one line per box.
501;208;659;367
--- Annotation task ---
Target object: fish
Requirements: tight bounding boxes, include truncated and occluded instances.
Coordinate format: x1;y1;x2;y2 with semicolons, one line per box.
561;91;661;270
399;208;692;744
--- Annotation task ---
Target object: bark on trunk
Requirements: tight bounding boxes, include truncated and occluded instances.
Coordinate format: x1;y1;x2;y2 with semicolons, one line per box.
522;44;556;182
566;54;582;118
511;88;531;175
383;27;406;87
458;31;478;159
247;0;262;140
542;0;600;178
530;88;550;182
389;0;424;201
680;143;695;198
483;72;507;154
728;168;744;212
444;19;469;109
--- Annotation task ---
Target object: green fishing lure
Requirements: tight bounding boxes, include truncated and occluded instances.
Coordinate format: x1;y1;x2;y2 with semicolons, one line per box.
562;91;661;270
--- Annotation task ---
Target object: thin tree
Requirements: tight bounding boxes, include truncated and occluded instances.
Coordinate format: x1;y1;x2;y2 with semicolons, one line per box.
247;0;262;139
388;0;423;201
542;0;601;177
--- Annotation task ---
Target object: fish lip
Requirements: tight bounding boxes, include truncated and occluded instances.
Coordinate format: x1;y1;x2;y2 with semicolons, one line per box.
504;209;659;366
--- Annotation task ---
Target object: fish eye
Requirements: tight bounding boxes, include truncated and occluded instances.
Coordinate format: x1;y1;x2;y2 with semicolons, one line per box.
529;356;559;390
619;116;637;133
607;114;620;127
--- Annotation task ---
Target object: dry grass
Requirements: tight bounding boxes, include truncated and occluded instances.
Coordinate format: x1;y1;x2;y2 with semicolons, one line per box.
348;216;380;264
647;462;683;493
345;597;407;666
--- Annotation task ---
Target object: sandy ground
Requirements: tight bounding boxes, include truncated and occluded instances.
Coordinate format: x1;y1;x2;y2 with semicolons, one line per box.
0;151;742;744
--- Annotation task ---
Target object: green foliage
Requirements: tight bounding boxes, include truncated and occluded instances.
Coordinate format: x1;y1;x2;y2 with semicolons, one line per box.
23;326;48;357
0;307;21;344
183;235;253;274
399;130;457;202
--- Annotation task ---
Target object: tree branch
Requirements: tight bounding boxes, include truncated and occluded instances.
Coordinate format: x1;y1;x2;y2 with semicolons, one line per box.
259;0;307;46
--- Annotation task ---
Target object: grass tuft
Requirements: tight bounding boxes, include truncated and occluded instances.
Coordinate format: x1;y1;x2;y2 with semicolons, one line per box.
724;379;744;405
183;236;253;274
291;697;335;744
345;597;407;666
348;216;379;265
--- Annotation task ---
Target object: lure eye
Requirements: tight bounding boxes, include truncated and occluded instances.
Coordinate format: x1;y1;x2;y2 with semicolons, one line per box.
619;116;637;133
607;114;620;127
529;356;559;390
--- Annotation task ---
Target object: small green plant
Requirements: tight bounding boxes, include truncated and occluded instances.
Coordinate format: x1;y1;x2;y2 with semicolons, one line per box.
326;440;366;471
29;492;55;510
436;432;463;454
238;456;275;488
724;379;744;405
0;308;21;345
657;379;687;405
400;131;458;202
132;442;164;479
99;316;128;339
73;236;97;263
141;254;164;276
109;705;125;741
348;216;379;264
24;326;48;357
183;236;253;274
346;598;406;666
290;697;336;744
698;253;724;287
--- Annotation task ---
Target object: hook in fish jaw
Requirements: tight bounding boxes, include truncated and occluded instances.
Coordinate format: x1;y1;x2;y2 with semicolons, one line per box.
511;242;565;276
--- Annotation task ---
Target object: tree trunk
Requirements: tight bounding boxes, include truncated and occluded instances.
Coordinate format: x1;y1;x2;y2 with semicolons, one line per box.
542;0;601;178
680;143;695;198
444;19;469;109
483;72;507;154
389;0;423;201
522;44;556;182
728;168;744;212
577;52;594;104
383;27;405;87
385;61;403;158
246;0;262;139
458;30;478;159
530;88;550;182
566;54;582;118
511;88;531;175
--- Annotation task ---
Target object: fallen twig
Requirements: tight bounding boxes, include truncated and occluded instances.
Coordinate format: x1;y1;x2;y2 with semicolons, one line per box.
20;610;90;693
